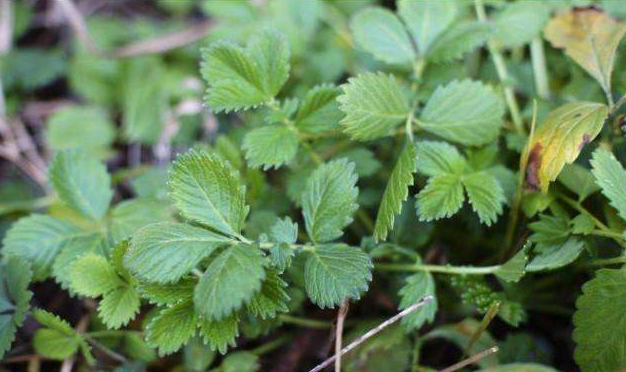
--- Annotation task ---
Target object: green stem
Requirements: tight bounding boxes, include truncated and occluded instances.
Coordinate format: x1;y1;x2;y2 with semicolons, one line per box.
83;334;127;363
474;0;525;135
557;193;610;231
279;314;332;329
251;334;292;355
530;37;551;100
375;262;500;275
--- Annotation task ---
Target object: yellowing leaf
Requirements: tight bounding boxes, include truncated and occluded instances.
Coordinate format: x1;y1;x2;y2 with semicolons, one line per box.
545;8;626;96
525;102;608;193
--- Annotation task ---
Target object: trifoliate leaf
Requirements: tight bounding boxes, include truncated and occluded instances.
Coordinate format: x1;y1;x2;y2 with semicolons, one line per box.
545;8;626;96
126;222;232;284
591;149;626;222
397;0;457;53
2;214;80;280
201;28;289;112
573;268;626;372
170;149;249;237
220;351;260;372
294;84;343;134
463;171;506;226
242;125;299;170
197;313;239;354
495;248;528;283
32;309;82;360
415;141;466;177
350;7;416;64
374;142;415;242
98;285;141;329
526;102;608;193
194;244;265;320
108;197;171;245
70;254;123;297
0;256;32;359
399;267;437;330
416;174;464;221
527;237;584;272
417;80;504;146
426;21;491;63
493;1;550;48
49;149;113;220
247;269;290;319
304;244;372;308
46;105;114;154
137;279;195;306
302;159;359;243
338;72;409;141
558;164;600;202
146;301;197;356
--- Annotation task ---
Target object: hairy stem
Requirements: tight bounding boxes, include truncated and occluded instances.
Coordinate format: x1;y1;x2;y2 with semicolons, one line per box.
375;263;500;275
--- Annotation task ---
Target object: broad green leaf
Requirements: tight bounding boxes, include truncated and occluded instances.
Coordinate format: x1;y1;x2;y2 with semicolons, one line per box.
493;1;550;48
399;266;437;330
197;313;239;354
146;301;197;355
98;285;141;329
397;0;457;53
374;142;415;242
495;248;529;283
70;254;123;297
0;256;32;359
476;364;560;372
194;244;265;320
591;149;626;222
545;8;626;96
527;238;584;272
302;159;359;243
170;149;249;236
50;149;113;220
2;214;80;280
247;269;290;319
416;174;464;221
558;164;600;202
426;21;491;63
526;102;608;193
350;7;416;64
32;309;82;360
294;84;343;134
220;351;260;372
463;171;506;226
137;279;195;305
415;141;466;177
46;106;114;154
242;125;299;170
573;268;626;372
338;72;409;141
246;28;290;97
304;244;372;308
126;222;231;284
108;197;171;244
51;233;106;290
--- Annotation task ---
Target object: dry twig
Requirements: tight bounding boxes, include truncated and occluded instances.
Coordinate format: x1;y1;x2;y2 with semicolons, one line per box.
334;301;350;372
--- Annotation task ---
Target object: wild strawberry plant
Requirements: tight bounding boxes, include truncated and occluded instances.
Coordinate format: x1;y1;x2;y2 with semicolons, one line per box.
2;1;626;372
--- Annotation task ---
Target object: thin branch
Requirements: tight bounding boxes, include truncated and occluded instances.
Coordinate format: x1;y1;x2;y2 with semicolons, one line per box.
0;0;12;54
465;301;500;357
56;0;99;54
309;296;434;372
335;301;349;372
439;347;499;372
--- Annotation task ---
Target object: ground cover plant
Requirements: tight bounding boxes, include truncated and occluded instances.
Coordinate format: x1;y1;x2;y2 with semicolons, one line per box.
2;0;626;371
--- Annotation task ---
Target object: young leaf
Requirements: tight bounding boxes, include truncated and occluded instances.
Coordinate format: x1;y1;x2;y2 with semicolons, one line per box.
51;233;106;290
545;8;626;96
463;171;506;226
304;244;372;308
242;125;299;170
590;148;626;222
247;269;290;319
526;102;608;192
170;149;249;237
350;7;416;64
2;214;80;280
416;174;464;221
397;0;457;53
246;28;290;97
50;149;113;220
70;254;123;297
426;21;491;63
417;80;504;146
302;159;359;243
495;248;528;283
0;256;32;359
98;285;141;329
126;222;232;284
374;142;416;242
338;72;409;141
573;268;626;372
146;301;197;356
415;141;466;177
194;244;265;320
294;84;343;134
197;313;239;354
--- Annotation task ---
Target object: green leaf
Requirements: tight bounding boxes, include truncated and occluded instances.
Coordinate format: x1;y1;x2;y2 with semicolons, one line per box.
304;244;372;308
493;1;550;48
558;164;600;202
126;222;231;284
197;313;239;354
527;238;584;272
416;174;464;221
338;148;382;178
2;214;80;280
201;28;289;112
32;309;82;360
397;0;457;53
52;233;106;290
194;244;265;320
415;141;466;177
247;269;290;319
170;149;249;237
476;364;560;372
374;142;416;242
98;285;141;329
108;197;171;245
418;80;504;146
526;102;608;193
70;254;123;297
294;84;343;134
146;301;197;356
220;351;260;372
50;149;113;220
302;159;359;243
338;72;409;141
495;247;529;283
399;269;437;330
573;268;626;372
426;21;491;63
242;125;299;170
591;148;626;222
46;105;114;154
137;279;195;305
462;171;506;226
268;217;297;272
571;214;595;235
0;256;32;359
350;7;416;64
184;337;216;372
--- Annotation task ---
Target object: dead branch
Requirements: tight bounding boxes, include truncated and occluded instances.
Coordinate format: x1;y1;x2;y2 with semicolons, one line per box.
335;301;349;372
439;347;499;372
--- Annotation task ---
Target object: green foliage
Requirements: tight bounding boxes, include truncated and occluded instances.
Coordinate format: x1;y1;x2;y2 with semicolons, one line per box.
0;257;32;359
591;149;626;222
32;309;93;363
46;106;115;154
243;125;299;170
